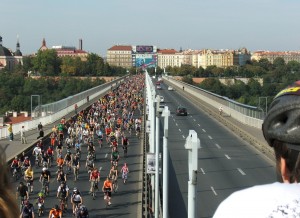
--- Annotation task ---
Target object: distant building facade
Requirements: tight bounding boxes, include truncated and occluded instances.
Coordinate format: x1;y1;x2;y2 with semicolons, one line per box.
0;36;23;71
251;51;300;63
106;45;133;68
38;38;88;61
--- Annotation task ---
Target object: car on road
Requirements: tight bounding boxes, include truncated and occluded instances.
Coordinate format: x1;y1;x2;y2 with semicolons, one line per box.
160;95;165;103
176;106;187;116
158;104;165;113
168;86;174;91
157;85;162;90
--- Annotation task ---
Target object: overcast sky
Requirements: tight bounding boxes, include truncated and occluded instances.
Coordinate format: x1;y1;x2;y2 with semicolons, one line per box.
1;0;300;56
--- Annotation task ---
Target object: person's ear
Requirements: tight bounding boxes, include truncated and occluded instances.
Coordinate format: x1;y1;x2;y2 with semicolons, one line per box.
280;157;290;183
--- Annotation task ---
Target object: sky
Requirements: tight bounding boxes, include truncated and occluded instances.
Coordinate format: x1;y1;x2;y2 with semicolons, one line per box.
1;0;300;56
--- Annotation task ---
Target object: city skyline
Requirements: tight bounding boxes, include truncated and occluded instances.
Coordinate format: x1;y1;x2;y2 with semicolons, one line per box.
1;0;300;56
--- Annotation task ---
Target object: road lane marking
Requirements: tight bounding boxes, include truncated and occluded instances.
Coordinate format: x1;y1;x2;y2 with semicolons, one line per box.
202;129;206;132
237;168;246;175
99;166;102;171
105;153;108;158
215;144;221;149
182;135;185;139
197;124;201;127
179;129;182;132
208;135;212;139
193;119;196;122
176;123;178;126
225;154;231;159
211;187;218;196
200;168;205;174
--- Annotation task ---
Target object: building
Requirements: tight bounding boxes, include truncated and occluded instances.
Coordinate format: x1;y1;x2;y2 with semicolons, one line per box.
39;38;88;61
106;45;133;68
251;51;300;63
0;36;23;71
157;49;182;68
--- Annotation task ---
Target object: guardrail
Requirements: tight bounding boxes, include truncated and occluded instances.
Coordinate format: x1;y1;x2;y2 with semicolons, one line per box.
0;76;127;140
163;76;264;129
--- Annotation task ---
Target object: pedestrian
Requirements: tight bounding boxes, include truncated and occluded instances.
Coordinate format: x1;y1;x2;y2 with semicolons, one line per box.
213;81;300;218
37;122;44;139
21;126;27;144
7;123;13;141
218;106;223;115
38;122;43;131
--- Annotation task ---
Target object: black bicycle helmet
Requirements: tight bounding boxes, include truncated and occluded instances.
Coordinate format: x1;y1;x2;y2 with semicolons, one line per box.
263;81;300;151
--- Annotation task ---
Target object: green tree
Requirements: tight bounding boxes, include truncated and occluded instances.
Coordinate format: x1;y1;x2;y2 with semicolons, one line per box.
32;50;61;76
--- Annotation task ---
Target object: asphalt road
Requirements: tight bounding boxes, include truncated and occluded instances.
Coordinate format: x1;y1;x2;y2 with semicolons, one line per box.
156;81;276;218
12;124;143;217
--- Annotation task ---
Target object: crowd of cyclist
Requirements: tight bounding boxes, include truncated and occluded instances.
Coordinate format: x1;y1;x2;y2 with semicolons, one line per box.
12;74;145;218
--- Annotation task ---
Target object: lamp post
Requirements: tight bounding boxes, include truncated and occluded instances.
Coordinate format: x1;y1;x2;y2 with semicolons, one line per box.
258;97;268;116
162;106;170;218
155;94;161;218
184;130;200;218
31;95;41;119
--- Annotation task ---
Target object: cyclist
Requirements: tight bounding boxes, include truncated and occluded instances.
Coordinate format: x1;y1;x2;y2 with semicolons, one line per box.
57;182;69;211
89;168;100;194
87;141;95;159
76;204;89;218
96;128;104;147
49;205;62;218
16;182;29;204
32;145;42;166
122;135;129;155
24;165;34;193
50;131;57;147
120;162;129;184
74;140;81;156
20;200;34;218
57;167;67;183
36;192;45;215
64;150;72;174
39;167;50;195
109;165;118;191
102;177;113;205
56;153;64;169
85;154;94;174
21;156;31;173
46;146;54;166
11;156;21;175
56;140;63;157
72;154;80;180
71;188;83;215
111;147;120;166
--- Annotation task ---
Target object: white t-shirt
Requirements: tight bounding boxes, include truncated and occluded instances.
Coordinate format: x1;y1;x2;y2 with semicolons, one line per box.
33;147;42;155
213;182;300;218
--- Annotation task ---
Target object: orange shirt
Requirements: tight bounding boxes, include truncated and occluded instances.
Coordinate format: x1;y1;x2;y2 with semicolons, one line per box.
104;180;112;189
49;209;62;218
57;158;64;166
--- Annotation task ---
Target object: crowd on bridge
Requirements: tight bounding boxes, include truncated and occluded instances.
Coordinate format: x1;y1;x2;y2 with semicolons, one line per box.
8;74;145;218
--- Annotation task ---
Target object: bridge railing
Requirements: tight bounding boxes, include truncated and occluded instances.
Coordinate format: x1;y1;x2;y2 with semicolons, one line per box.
163;75;264;129
0;76;127;140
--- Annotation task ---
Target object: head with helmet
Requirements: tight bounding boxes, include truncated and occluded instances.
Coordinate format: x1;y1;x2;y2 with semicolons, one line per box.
42;167;47;172
262;81;300;183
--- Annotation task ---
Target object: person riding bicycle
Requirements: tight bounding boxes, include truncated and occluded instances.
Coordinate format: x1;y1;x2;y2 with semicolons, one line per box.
11;156;21;174
120;162;129;184
102;177;113;205
24;165;34;193
85;154;94;173
39;167;50;195
36;192;45;215
64;150;72;174
57;167;67;183
96;129;103;143
74;140;81;154
49;205;62;218
89;168;100;193
76;204;89;218
72;154;80;177
22;156;31;173
16;182;29;202
57;182;69;210
33;145;42;164
109;165;118;181
56;154;64;169
87;141;95;157
122;135;129;153
20;199;34;218
71;188;83;215
46;146;54;163
111;147;120;166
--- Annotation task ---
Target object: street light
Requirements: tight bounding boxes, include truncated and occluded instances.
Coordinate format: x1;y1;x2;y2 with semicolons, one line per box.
184;130;200;218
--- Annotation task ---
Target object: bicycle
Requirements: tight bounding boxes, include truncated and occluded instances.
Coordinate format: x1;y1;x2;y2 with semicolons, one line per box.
103;189;111;208
40;179;49;196
19;196;27;212
12;167;20;181
59;197;67;213
112;178;118;193
90;180;97;200
35;154;42;168
123;145;128;158
73;166;79;181
25;177;32;194
37;201;44;217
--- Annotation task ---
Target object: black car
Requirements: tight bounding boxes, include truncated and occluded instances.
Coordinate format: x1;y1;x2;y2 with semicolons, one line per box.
176;106;187;116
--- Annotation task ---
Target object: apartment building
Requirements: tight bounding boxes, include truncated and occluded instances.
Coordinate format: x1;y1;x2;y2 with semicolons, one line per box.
251;51;300;63
156;49;183;68
106;45;132;68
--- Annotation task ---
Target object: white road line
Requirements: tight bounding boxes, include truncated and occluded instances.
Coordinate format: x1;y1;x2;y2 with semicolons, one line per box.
176;123;178;126
105;153;108;158
197;124;201;127
200;168;205;174
215;144;221;149
208;135;212;139
182;135;185;139
193;119;196;122
237;168;246;175
225;154;231;159
202;129;206;133
211;186;218;196
99;166;102;171
179;129;182;132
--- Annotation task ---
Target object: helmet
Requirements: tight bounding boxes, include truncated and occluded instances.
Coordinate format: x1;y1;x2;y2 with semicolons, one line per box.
25;156;28;159
38;192;44;197
73;187;78;192
67;150;71;154
263;81;300;151
42;167;47;171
